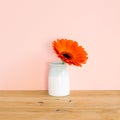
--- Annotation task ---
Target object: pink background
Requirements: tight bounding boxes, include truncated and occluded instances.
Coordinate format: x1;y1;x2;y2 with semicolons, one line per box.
0;0;120;90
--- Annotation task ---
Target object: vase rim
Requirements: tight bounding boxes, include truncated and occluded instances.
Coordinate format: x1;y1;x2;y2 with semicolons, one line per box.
50;62;67;66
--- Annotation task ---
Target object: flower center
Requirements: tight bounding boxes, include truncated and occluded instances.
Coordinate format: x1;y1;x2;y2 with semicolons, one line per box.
62;52;72;59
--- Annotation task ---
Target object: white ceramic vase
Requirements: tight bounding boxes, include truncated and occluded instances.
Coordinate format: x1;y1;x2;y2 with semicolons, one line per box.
48;62;70;96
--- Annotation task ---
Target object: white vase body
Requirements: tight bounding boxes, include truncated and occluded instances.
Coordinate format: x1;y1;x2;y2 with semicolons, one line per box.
48;62;70;96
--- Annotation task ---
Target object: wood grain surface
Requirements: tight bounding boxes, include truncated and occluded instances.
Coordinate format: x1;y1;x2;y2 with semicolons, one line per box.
0;91;120;120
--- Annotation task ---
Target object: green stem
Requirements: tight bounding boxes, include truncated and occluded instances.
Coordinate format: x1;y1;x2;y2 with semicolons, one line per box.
61;61;65;64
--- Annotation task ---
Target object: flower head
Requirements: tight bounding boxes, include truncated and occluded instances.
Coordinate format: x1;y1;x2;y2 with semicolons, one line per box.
52;39;88;67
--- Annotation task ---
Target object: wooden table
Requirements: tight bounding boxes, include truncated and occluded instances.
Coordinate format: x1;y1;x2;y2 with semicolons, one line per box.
0;91;120;120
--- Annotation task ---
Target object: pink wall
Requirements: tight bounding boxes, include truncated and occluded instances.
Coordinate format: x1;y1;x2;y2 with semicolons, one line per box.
0;0;120;90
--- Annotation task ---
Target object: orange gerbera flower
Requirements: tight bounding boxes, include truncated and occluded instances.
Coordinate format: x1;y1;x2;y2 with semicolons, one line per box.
52;39;88;67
